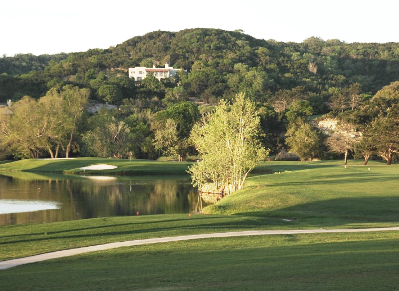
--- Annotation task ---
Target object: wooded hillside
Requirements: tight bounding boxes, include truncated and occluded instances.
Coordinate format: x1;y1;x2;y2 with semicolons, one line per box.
2;28;399;105
2;28;399;162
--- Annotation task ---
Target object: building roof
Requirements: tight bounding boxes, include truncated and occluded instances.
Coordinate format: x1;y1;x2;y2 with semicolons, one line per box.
145;68;171;72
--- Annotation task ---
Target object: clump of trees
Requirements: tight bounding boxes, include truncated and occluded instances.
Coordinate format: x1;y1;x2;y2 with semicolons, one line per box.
0;85;89;159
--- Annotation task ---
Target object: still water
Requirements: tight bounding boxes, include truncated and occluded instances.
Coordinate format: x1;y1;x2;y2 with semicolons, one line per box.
0;172;204;226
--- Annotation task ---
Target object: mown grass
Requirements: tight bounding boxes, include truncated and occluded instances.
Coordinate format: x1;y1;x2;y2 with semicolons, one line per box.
0;157;192;175
2;231;399;290
1;159;399;290
0;214;287;261
206;160;399;226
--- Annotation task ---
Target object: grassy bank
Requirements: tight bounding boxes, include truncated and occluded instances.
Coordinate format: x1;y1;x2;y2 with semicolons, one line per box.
206;160;399;225
0;158;192;175
1;159;399;290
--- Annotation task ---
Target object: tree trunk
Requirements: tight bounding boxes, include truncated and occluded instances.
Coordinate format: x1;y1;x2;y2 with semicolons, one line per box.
48;147;54;159
387;150;393;165
344;149;349;165
364;154;370;165
55;144;60;158
65;132;73;158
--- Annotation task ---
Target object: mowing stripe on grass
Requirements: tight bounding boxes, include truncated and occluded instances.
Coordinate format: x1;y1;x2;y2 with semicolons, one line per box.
2;227;399;270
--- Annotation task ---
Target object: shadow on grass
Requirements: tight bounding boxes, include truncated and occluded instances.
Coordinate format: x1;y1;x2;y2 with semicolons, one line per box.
0;215;284;246
252;162;337;175
237;196;399;225
268;171;395;187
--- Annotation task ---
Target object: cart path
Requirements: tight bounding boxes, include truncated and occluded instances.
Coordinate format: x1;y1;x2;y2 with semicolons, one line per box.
2;227;399;270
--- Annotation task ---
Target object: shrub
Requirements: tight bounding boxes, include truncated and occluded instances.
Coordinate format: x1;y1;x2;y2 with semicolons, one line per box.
274;150;300;161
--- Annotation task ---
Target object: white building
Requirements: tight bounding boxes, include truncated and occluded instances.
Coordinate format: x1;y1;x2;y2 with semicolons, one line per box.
128;63;182;81
0;99;12;115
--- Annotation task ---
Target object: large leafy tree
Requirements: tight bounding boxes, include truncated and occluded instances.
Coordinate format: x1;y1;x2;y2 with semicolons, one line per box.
285;100;322;160
189;93;267;195
0;86;89;159
82;112;133;158
286;121;323;160
1;96;44;158
367;107;399;165
325;123;361;165
47;85;90;158
354;81;399;165
151;101;200;161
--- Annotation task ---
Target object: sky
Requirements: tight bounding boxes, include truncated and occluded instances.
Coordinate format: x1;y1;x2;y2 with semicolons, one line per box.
1;0;398;56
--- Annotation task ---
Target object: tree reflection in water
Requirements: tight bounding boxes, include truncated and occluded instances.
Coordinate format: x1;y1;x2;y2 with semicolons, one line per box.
0;173;209;226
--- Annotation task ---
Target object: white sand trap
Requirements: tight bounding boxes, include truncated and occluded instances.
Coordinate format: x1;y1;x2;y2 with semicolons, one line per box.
84;176;117;181
0;200;61;214
79;164;117;170
41;158;76;160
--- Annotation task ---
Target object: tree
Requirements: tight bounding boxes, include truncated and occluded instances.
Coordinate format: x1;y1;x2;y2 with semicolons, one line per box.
37;91;64;158
98;84;122;103
1;96;44;158
367;112;399;165
272;87;306;113
153;118;179;158
330;83;362;112
82;114;133;158
348;83;362;110
355;82;399;165
46;85;90;158
325;123;361;165
286;100;313;123
284;100;322;160
354;132;375;165
286;121;322;160
189;93;267;196
151;101;200;161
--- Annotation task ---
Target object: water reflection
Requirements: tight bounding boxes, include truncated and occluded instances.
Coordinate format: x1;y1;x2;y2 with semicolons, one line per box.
0;173;206;226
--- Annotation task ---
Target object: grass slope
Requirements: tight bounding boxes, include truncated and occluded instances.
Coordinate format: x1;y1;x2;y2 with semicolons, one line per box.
206;160;399;226
0;158;192;175
1;159;399;290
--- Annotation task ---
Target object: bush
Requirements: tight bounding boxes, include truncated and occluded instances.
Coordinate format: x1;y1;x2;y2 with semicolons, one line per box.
274;150;300;161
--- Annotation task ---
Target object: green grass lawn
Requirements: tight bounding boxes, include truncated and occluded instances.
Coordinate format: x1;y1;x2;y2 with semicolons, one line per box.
1;159;399;290
0;157;192;175
207;160;399;226
1;231;399;290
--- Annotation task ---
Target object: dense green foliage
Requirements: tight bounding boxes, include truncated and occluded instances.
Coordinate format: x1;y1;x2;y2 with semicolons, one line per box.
2;28;399;162
3;29;399;103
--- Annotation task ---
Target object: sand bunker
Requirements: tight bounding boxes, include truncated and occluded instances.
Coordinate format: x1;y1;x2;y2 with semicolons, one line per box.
79;164;117;170
84;176;117;181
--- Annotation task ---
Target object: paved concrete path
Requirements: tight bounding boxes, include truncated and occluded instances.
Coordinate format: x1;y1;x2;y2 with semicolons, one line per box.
2;227;399;270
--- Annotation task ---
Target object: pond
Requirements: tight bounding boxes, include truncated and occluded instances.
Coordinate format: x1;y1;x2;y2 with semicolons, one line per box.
0;173;206;226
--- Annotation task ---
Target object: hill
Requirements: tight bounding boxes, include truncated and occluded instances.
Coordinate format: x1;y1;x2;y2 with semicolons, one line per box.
2;28;399;161
1;28;399;106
